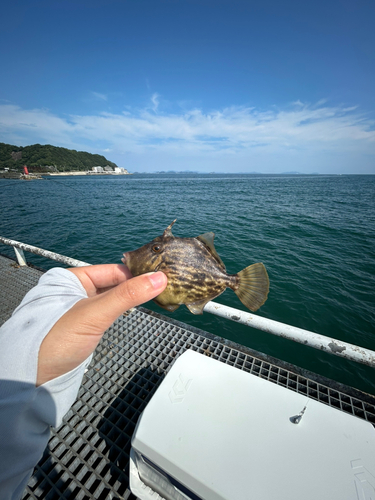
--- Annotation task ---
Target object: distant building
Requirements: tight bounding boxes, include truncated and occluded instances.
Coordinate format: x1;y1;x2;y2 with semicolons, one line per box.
114;167;130;174
85;165;130;175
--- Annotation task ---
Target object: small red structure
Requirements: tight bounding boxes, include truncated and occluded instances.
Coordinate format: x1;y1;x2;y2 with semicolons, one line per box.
23;166;29;175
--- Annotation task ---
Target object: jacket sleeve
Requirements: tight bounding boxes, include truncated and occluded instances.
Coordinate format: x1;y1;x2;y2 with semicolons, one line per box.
0;268;93;500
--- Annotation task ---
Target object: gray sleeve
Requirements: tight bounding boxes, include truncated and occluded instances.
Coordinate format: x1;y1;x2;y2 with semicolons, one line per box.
0;268;93;500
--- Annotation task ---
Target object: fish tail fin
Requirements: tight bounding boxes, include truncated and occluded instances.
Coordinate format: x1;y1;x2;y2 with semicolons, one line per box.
235;263;269;311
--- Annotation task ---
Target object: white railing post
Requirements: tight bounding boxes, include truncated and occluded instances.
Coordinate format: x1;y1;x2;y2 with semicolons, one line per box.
13;247;27;266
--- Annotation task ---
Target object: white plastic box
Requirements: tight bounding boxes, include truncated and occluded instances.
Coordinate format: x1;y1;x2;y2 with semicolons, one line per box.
130;350;375;500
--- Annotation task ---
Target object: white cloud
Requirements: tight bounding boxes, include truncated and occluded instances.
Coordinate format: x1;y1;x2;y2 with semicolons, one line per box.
150;93;160;113
0;100;374;173
91;91;108;101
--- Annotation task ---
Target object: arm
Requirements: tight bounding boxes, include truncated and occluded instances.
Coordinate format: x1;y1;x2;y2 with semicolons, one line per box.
0;265;167;500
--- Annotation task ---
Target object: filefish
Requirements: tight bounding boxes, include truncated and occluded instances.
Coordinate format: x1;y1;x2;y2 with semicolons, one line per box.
122;220;269;315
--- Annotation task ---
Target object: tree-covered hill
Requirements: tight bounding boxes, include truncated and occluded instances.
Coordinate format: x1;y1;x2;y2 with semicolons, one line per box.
0;143;119;172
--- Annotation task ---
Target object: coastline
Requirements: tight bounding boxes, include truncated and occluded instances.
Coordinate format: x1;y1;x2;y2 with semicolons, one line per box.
48;171;131;176
48;171;88;176
0;170;132;179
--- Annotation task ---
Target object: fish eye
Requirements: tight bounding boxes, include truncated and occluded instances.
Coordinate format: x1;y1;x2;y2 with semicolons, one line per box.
152;244;162;253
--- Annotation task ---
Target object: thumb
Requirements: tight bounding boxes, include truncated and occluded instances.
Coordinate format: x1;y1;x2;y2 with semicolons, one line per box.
84;271;168;333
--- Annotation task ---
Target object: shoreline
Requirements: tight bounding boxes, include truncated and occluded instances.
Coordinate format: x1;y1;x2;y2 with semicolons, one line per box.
48;171;131;176
48;171;88;176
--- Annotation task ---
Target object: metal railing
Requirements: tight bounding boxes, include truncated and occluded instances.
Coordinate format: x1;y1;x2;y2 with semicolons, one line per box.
1;235;375;369
0;236;89;267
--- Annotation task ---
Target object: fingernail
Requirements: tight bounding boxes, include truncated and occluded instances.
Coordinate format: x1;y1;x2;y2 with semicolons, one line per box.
147;271;167;289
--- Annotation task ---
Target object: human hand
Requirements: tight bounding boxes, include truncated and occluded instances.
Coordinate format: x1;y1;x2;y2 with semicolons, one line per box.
36;264;167;386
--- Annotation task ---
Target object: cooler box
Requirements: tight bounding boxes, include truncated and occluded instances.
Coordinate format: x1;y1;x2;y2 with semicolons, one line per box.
130;350;375;500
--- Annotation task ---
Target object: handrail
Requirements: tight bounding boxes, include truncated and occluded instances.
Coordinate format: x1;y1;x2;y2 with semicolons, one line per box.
203;302;375;369
1;235;375;369
0;236;89;267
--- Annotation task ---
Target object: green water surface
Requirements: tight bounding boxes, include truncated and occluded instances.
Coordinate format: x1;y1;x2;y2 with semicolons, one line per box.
1;174;374;394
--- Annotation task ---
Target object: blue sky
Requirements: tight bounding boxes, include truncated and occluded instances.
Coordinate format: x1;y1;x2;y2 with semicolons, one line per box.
1;0;374;173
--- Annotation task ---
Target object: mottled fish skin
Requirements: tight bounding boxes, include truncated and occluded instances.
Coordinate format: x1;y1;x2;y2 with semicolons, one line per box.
122;220;269;314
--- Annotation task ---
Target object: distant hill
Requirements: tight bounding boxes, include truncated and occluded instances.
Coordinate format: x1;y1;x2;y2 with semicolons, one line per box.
0;142;118;172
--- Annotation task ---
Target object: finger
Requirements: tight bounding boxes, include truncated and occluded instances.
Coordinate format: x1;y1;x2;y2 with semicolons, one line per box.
68;264;133;296
83;271;167;332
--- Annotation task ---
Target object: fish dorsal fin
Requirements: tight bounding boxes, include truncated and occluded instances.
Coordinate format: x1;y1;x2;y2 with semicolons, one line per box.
196;232;226;271
163;219;177;238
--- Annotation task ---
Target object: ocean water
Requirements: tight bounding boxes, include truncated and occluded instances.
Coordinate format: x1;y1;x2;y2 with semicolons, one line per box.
1;174;374;394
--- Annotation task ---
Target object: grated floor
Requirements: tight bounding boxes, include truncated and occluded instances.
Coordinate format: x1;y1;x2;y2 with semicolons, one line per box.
0;254;42;325
1;254;375;499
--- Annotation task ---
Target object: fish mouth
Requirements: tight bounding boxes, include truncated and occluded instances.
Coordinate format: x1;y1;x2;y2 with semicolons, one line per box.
121;252;129;265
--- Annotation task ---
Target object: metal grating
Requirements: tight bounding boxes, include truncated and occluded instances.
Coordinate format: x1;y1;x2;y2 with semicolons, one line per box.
0;254;42;325
22;309;375;500
0;255;374;499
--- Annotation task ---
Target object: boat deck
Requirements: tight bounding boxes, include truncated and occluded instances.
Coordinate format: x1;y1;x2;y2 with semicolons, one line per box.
1;254;375;500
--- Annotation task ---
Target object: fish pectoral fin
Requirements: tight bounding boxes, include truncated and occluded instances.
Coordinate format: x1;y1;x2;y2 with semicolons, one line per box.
153;298;180;312
196;232;226;271
186;298;211;315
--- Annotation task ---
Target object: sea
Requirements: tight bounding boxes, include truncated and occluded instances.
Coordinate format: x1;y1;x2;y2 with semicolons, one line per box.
1;173;374;395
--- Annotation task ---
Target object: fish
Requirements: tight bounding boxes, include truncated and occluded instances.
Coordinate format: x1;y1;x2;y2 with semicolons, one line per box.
121;220;269;315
